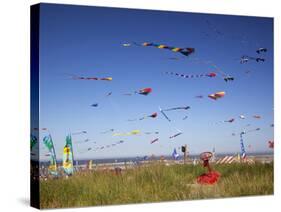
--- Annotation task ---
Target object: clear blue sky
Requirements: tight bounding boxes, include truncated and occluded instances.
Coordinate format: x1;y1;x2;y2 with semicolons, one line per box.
37;3;273;160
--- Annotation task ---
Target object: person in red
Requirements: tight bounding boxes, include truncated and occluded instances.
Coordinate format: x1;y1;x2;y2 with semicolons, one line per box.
197;152;220;185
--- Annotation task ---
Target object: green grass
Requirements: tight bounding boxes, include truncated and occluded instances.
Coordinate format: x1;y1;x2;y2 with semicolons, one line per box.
39;162;273;208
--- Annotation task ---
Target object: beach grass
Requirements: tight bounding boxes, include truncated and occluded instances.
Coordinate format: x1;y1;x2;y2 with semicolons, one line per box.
39;162;273;208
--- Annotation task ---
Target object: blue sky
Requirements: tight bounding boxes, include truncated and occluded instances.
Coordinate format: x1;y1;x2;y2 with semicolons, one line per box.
36;3;273;160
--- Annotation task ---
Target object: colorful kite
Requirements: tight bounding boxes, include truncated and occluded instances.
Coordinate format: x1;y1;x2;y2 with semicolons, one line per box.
208;91;225;100
135;42;195;57
165;71;217;79
62;134;74;176
43;135;58;176
137;87;152;95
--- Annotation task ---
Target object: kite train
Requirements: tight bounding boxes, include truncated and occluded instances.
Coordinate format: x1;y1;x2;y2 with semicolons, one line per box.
134;42;195;57
165;71;217;79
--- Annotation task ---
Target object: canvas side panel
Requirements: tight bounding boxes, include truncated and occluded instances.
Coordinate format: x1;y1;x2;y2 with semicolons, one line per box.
30;4;40;209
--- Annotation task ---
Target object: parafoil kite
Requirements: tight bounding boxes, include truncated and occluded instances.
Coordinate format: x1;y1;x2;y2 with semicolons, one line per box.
208;91;225;100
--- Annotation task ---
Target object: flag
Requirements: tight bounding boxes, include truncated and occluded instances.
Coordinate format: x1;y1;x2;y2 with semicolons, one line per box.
172;148;179;160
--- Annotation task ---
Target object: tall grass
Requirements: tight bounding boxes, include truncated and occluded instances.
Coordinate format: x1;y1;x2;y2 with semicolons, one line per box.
40;162;273;208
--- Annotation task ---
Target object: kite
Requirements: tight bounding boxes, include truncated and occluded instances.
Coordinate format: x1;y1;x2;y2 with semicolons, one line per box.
159;107;171;122
136;42;195;57
68;74;112;81
224;76;234;82
145;131;159;135
253;115;261;119
197;152;220;185
101;129;114;134
162;106;190;112
195;95;204;99
214;118;235;124
63;134;74;176
240;55;265;64
169;132;183;139
165;71;217;79
268;140;274;149
270;124;274;127
256;48;267;54
43;135;58;176
72;130;87;135
75;139;95;144
137;87;152;95
129;112;158;121
239;115;246;119
182;116;188;120
106;92;112;96
78;147;92;154
159;106;190;122
150;138;159;144
122;43;131;47
91;103;98;107
225;118;235;123
113;130;140;136
208;91;225;100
